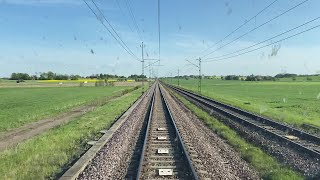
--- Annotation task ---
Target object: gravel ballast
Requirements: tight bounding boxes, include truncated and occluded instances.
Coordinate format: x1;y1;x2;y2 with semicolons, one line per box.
161;85;259;179
77;88;154;179
177;88;320;178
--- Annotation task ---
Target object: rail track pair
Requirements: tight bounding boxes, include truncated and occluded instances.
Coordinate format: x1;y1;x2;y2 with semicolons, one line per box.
164;83;320;160
132;83;199;179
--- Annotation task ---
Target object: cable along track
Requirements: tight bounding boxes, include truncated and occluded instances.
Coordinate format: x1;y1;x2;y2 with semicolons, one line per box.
165;83;320;160
136;84;198;180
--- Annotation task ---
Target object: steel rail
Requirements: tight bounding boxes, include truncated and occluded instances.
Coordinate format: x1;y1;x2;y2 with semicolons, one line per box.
136;83;199;179
164;83;320;159
159;85;199;180
136;87;156;179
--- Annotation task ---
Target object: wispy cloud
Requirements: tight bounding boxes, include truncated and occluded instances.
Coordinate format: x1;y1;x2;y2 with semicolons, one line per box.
1;0;83;6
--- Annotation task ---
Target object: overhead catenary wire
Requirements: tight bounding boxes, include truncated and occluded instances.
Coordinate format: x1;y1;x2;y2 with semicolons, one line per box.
203;16;320;61
203;24;320;62
123;0;152;59
114;0;135;33
144;60;160;69
91;0;139;61
201;0;310;58
124;0;144;42
180;64;197;74
82;0;140;61
186;0;279;61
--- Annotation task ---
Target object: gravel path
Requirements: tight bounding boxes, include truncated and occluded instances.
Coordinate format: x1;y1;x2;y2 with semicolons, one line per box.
161;85;259;179
77;88;154;179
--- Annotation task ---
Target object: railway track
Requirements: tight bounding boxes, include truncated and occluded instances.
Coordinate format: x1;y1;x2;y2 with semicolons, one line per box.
135;84;198;179
164;83;320;160
63;82;259;179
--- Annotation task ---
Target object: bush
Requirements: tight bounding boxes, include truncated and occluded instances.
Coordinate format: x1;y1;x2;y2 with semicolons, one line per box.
224;75;240;80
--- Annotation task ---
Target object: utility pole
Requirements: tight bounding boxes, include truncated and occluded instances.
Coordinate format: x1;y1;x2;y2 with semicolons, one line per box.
178;68;180;86
140;42;145;94
186;58;202;94
198;58;202;94
171;72;173;83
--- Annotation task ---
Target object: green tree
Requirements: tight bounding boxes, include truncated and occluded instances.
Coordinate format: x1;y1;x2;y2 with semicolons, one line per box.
47;71;55;80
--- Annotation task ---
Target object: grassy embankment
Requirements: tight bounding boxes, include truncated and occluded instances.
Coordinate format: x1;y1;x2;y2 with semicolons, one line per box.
0;87;142;179
0;86;131;132
166;78;320;127
172;91;302;179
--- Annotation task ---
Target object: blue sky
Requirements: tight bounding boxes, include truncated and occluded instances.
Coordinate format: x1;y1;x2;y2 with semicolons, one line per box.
0;0;320;77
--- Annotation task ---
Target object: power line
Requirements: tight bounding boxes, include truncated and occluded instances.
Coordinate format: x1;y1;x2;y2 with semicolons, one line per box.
114;0;135;33
82;0;140;61
203;24;320;62
91;0;139;61
123;0;150;57
144;60;160;69
124;0;144;42
201;0;310;58
186;0;279;61
203;16;320;61
181;66;196;74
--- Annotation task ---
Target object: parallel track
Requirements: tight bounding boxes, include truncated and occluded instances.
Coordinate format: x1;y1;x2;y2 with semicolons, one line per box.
136;84;198;179
164;83;320;159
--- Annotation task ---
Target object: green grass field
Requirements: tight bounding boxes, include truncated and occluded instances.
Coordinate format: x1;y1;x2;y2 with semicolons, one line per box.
166;78;320;127
0;86;130;131
0;88;142;179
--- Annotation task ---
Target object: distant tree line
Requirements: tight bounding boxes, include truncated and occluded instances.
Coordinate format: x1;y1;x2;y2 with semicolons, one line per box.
9;72;147;81
10;72;82;80
176;73;319;82
10;73;33;80
84;74;147;82
127;74;147;82
86;74;126;79
274;73;297;78
243;75;275;81
221;73;319;81
220;74;278;81
223;75;241;80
